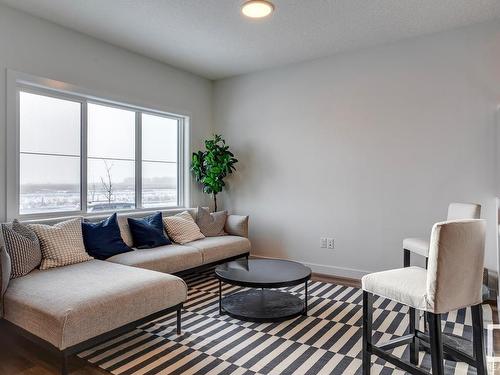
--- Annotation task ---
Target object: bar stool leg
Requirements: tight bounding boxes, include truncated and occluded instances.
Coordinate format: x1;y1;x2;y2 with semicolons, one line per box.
403;249;410;267
427;312;444;375
409;307;419;365
471;304;487;375
363;291;373;375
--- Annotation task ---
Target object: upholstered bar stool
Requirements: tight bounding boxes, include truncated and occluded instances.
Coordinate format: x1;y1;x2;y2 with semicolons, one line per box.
362;219;487;375
403;203;481;267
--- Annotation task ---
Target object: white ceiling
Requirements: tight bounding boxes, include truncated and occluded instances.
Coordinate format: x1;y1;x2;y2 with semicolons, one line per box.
2;0;500;79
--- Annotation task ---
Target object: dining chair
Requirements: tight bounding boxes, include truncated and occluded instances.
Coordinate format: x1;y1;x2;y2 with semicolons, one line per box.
362;219;487;375
403;203;481;267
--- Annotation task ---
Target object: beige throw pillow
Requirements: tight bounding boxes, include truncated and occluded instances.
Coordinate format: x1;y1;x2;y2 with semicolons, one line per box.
29;218;93;270
117;215;134;247
163;211;205;244
196;206;227;237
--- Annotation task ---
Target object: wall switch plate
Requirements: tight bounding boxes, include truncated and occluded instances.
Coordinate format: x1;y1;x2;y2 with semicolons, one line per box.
320;237;327;248
327;238;335;249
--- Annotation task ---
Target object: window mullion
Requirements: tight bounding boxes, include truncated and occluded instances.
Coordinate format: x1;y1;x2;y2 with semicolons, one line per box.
177;118;184;207
135;112;142;209
81;101;88;213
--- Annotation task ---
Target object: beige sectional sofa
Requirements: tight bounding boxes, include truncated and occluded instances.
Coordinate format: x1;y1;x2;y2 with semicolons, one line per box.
0;208;250;375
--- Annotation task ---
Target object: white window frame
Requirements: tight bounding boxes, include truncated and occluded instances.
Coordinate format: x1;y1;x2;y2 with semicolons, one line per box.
6;70;191;220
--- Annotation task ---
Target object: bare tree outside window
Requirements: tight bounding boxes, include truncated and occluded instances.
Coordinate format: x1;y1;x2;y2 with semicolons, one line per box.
100;160;114;205
89;182;97;204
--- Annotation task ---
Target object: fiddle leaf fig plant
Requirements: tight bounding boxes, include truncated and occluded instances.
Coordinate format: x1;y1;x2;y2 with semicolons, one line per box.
191;134;238;211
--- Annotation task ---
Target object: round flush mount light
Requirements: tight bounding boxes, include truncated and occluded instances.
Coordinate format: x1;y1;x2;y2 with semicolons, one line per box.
241;0;274;18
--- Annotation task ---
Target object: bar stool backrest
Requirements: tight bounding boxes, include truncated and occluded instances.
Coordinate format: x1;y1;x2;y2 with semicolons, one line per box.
426;219;486;314
447;203;481;220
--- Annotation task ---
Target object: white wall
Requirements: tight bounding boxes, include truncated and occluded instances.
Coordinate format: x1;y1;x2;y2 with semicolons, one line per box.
214;21;500;277
0;4;214;221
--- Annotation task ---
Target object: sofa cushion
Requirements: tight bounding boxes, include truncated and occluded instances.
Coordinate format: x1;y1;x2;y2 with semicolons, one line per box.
189;236;250;264
3;260;187;350
1;219;41;278
82;213;132;260
107;244;203;274
128;212;171;249
163;211;204;244
29;218;93;270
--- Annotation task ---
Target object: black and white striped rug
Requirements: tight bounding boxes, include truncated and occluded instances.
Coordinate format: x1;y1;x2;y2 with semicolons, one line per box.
79;269;492;374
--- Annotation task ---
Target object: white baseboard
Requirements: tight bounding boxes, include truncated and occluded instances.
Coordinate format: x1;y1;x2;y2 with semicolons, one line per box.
251;254;369;280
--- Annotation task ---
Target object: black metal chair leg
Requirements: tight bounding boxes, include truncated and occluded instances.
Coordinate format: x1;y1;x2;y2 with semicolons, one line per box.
176;308;182;335
409;307;419;365
303;280;308;316
61;352;68;375
403;249;410;267
471;304;487;375
363;291;373;375
428;312;444;375
219;280;223;315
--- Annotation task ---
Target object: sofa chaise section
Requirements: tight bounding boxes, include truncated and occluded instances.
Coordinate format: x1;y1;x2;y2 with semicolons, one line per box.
3;260;187;350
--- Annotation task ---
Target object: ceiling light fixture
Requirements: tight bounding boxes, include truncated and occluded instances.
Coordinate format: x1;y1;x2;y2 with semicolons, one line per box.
241;0;274;19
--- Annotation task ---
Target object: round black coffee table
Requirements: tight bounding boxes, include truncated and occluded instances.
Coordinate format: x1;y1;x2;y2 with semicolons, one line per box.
215;259;311;322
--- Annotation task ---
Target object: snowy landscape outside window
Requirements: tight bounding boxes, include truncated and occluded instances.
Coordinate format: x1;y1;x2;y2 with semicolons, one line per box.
18;88;183;216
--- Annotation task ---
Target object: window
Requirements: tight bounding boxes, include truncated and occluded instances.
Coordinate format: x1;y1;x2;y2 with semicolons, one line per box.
141;113;178;208
87;103;136;212
19;92;81;214
15;85;185;217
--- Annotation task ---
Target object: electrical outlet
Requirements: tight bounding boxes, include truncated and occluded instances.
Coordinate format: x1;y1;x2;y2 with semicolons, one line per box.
327;238;335;249
320;237;327;248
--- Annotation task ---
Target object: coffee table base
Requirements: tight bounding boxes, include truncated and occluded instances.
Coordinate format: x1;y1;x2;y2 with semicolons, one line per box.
221;289;306;323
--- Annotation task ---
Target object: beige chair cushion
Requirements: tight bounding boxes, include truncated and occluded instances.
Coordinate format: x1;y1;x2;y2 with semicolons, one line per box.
29;218;93;270
163;211;205;244
107;244;203;274
224;215;249;238
362;267;428;310
196;207;227;237
189;236;251;264
403;237;429;258
3;260;187;350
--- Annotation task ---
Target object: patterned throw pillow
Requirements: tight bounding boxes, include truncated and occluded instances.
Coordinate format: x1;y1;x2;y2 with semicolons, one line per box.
1;219;42;278
163;211;205;244
29;218;93;270
196;206;227;237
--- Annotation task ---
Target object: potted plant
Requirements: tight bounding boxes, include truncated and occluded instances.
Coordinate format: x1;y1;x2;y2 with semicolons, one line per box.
191;134;238;211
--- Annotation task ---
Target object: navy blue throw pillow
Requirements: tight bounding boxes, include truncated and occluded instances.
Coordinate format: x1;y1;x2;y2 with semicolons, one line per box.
127;212;171;249
82;213;132;260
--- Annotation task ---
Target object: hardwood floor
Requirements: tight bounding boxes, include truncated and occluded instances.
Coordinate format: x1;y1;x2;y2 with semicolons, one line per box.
312;272;361;288
0;273;495;375
0;321;105;375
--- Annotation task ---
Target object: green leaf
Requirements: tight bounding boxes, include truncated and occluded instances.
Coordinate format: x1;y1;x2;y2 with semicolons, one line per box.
191;134;238;198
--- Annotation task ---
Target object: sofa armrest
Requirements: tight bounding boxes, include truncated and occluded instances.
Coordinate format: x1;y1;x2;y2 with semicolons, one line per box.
225;215;249;238
0;245;11;318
